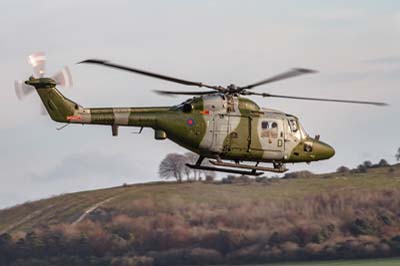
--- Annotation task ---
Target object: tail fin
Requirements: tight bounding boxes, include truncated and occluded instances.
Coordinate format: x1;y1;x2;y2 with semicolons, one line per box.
26;77;80;123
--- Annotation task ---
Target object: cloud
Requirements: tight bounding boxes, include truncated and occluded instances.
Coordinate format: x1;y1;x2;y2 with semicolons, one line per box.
32;150;152;182
365;56;400;65
394;12;400;29
303;9;364;21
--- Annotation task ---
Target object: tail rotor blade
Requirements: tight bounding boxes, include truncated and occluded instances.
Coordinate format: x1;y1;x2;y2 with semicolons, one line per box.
14;80;35;100
52;66;73;88
27;52;46;78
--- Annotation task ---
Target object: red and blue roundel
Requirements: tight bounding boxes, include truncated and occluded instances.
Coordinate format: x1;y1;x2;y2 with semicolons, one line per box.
187;118;195;126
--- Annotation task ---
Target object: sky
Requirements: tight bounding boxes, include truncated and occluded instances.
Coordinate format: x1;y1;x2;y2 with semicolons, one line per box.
1;0;400;208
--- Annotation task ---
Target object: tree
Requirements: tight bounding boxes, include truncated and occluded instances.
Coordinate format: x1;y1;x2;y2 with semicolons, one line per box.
336;166;350;173
183;152;197;181
378;159;389;167
184;152;216;181
184;152;202;181
363;161;372;168
357;164;367;173
159;153;187;182
396;147;400;161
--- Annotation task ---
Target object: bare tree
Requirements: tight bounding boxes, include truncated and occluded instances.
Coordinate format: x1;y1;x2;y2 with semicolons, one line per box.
159;153;187;183
184;152;199;181
184;152;216;181
396;148;400;161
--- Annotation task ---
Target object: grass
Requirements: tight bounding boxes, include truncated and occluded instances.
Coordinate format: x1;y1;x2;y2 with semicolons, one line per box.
1;165;400;265
262;257;400;266
0;164;399;234
0;165;400;231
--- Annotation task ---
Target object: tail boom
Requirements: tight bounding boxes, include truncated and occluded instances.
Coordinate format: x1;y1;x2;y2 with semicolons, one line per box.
33;81;164;128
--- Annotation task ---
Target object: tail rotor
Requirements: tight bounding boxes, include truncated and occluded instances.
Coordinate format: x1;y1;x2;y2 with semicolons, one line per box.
14;80;35;100
15;52;73;114
51;66;73;88
27;51;46;78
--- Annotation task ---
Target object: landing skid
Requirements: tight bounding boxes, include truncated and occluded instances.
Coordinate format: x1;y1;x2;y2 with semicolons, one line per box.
186;156;288;176
209;160;288;174
186;164;263;176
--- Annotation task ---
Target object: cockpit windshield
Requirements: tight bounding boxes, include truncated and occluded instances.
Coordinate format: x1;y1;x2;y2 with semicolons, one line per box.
298;121;308;139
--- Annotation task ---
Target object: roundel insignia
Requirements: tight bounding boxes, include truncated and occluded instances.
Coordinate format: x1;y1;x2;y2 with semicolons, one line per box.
187;118;195;126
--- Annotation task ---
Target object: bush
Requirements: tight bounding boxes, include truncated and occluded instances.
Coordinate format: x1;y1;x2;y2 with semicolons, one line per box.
221;175;251;184
356;164;368;173
283;171;314;179
349;218;375;236
188;248;223;265
363;161;373;168
205;175;214;183
378;159;389;167
226;244;262;263
336;166;350;173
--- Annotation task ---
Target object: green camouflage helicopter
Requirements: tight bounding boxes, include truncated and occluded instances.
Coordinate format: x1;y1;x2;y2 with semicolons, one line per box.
15;52;387;176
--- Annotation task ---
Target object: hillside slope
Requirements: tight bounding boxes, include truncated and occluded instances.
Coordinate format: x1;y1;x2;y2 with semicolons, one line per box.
2;165;400;233
1;164;400;266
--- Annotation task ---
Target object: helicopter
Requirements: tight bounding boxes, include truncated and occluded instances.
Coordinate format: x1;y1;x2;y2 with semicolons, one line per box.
15;52;387;176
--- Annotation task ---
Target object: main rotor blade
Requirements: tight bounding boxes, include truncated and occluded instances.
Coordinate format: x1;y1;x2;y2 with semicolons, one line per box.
248;92;388;106
79;59;219;90
241;68;317;90
154;90;218;96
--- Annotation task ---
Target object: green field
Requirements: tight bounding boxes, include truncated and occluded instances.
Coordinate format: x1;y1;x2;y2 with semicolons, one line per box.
260;258;400;266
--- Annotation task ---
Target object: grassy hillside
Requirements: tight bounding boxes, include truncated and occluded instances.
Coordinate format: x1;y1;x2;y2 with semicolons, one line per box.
1;164;400;266
2;164;400;233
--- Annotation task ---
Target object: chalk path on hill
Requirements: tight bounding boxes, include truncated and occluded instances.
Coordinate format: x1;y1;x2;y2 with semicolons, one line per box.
72;196;118;225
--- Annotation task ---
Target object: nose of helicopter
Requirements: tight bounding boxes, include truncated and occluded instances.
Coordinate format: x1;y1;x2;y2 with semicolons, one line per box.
313;140;335;160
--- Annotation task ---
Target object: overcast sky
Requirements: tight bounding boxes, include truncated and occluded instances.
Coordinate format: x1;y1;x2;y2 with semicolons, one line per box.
1;0;400;208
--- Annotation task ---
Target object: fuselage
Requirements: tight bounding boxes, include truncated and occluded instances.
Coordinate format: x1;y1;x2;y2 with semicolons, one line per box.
31;79;334;165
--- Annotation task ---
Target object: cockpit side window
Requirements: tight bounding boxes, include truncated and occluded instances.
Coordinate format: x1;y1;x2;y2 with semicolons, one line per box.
288;119;298;132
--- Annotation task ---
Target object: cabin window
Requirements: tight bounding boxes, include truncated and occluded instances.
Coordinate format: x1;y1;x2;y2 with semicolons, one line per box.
261;120;278;139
